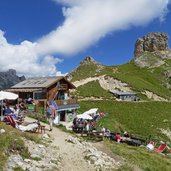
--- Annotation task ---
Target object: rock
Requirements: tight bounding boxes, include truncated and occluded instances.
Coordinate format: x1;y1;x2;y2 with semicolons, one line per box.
160;128;171;141
134;32;170;58
5;154;31;171
165;70;171;78
0;128;5;134
30;154;41;159
42;133;49;139
38;144;45;148
6;139;61;171
24;159;32;163
66;136;82;145
142;90;167;101
80;56;98;65
84;145;121;170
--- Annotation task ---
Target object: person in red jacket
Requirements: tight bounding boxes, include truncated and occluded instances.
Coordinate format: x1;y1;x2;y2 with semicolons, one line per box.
116;133;121;143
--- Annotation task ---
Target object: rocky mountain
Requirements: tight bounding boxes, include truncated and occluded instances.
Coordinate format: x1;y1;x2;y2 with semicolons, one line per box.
0;69;25;90
69;32;171;101
67;56;104;81
134;32;170;58
134;32;171;68
80;56;98;65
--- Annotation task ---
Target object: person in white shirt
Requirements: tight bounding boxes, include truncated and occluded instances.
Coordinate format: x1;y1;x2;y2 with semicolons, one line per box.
146;141;155;151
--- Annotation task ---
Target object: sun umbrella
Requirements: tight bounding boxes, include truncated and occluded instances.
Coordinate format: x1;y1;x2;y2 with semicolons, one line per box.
77;113;93;120
0;91;18;100
82;108;98;117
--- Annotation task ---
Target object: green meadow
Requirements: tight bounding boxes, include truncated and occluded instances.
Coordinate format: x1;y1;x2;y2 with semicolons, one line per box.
79;100;171;171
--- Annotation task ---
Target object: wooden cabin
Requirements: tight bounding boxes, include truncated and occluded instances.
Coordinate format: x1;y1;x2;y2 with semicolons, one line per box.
110;91;140;101
7;76;79;122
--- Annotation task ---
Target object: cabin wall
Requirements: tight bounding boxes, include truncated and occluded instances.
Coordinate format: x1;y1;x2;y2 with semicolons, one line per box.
119;95;138;101
47;83;58;101
47;79;70;101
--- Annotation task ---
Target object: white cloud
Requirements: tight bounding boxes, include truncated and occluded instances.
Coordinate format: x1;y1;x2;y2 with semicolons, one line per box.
0;0;170;76
0;31;63;77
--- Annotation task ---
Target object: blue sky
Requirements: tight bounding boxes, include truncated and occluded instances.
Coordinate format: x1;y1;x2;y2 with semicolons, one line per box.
0;0;171;76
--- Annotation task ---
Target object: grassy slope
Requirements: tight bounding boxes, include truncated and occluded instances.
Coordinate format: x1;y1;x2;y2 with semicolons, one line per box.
108;142;171;171
106;61;171;100
71;55;171;170
0;122;41;170
71;63;100;81
76;81;113;98
71;57;171;100
79;100;171;139
79;100;171;171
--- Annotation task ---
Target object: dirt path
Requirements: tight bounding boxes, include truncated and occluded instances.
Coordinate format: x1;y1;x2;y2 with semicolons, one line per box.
48;126;95;171
25;117;97;171
24;117;122;171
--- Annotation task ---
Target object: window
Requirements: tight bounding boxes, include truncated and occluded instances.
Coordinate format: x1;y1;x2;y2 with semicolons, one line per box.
34;92;46;99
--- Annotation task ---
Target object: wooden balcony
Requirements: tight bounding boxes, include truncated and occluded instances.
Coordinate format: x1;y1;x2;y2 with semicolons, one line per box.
57;84;68;90
55;98;78;106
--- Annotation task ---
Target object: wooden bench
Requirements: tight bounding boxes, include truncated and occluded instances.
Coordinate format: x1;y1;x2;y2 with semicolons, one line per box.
87;131;105;140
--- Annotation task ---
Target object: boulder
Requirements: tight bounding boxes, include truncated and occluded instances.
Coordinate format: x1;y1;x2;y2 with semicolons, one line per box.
0;128;5;134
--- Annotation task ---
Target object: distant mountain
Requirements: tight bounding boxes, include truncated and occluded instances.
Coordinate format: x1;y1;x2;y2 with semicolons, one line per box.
68;32;171;101
0;69;25;90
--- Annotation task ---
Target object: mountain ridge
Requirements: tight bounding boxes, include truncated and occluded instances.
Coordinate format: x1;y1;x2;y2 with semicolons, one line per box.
69;32;171;101
0;69;25;90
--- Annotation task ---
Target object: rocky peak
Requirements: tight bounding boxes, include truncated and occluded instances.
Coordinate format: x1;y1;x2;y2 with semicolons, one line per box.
8;69;17;75
0;69;25;90
80;56;97;65
134;32;170;58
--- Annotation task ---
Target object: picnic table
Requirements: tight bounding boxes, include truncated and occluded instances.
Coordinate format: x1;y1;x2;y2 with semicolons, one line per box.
87;130;105;140
125;134;148;146
126;138;142;146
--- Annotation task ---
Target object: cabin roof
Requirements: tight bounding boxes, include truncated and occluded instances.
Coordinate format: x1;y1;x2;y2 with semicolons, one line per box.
110;90;136;96
57;104;80;112
10;76;75;89
7;88;42;92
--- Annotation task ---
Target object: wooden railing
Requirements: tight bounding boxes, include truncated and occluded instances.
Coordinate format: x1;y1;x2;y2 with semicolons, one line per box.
55;98;78;106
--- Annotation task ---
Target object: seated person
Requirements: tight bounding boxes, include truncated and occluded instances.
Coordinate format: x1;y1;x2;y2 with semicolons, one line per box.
123;131;129;138
116;133;121;143
93;114;100;121
101;127;106;133
104;129;111;138
19;101;26;111
7;115;39;132
11;105;23;120
119;131;130;142
4;105;14;116
146;141;155;151
27;97;33;104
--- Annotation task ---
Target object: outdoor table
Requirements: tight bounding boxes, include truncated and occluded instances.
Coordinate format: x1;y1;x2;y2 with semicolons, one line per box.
126;139;142;146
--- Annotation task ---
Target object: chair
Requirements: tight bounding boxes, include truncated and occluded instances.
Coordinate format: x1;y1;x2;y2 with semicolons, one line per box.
154;143;167;153
7;115;39;132
6;115;16;128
